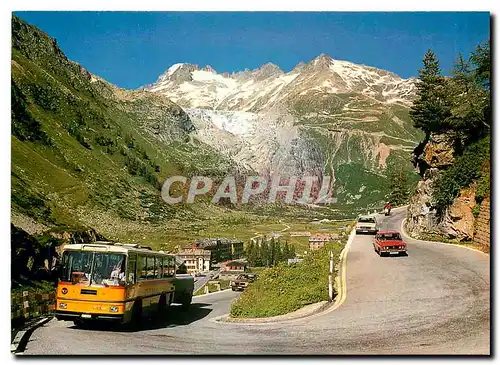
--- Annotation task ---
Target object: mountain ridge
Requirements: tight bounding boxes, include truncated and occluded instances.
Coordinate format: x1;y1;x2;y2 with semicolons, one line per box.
141;52;422;209
142;53;417;111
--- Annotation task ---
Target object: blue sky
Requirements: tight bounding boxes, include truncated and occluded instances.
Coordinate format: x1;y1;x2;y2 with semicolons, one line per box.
14;12;490;89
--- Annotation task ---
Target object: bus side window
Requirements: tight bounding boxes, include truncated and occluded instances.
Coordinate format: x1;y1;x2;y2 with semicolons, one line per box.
147;256;155;280
138;255;147;281
169;257;175;277
162;257;170;278
127;253;137;284
155;257;162;279
161;257;166;278
164;256;174;277
171;257;176;276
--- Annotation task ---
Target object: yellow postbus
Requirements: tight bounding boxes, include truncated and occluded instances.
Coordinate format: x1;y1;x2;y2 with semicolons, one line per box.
55;242;194;327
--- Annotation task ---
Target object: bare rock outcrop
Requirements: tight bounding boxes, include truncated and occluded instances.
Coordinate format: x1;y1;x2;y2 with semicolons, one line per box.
406;132;478;241
441;186;476;240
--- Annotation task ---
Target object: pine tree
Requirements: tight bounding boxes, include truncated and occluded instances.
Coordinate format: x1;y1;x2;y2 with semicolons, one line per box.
282;241;290;260
253;239;263;267
245;241;256;266
470;41;490;91
445;55;483;143
269;238;276;266
260;240;270;267
443;44;490;146
409;50;451;135
274;241;283;264
388;166;410;206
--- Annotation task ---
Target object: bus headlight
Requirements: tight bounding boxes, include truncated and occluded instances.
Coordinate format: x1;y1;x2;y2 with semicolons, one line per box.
59;303;67;309
110;306;119;313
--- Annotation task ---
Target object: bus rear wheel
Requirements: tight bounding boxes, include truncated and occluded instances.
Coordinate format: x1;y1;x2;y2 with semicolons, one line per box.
181;293;192;311
158;294;168;316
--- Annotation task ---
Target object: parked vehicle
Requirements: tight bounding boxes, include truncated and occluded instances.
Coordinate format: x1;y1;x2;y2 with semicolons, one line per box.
230;274;258;291
355;215;378;234
373;230;407;256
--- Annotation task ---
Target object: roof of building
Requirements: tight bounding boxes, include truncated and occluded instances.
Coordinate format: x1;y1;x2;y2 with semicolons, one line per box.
177;248;211;256
222;260;247;266
195;238;244;248
309;233;332;241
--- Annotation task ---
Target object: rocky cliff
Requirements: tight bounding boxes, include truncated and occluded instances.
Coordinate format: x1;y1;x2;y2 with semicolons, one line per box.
406;133;490;243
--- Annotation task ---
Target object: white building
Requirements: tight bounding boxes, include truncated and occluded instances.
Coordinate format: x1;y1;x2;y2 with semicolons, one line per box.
176;248;211;273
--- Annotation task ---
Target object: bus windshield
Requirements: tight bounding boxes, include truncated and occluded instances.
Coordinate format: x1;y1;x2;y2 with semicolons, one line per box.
60;251;126;286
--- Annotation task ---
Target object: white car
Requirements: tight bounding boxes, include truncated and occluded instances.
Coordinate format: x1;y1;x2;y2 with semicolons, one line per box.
355;215;378;234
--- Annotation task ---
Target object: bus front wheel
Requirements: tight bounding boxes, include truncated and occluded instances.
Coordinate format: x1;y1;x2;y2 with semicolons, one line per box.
129;299;142;329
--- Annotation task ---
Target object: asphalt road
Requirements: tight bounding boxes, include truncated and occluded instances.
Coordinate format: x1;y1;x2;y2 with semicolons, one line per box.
193;269;221;292
22;210;490;355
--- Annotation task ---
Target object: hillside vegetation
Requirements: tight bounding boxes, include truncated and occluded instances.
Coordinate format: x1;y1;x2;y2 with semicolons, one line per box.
230;237;346;318
11;15;241;253
406;42;491;244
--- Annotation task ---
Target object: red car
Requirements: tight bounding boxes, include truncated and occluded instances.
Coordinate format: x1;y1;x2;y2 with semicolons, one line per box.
373;230;407;256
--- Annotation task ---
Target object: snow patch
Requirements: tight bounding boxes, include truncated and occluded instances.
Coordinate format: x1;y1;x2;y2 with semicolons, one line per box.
168;63;184;75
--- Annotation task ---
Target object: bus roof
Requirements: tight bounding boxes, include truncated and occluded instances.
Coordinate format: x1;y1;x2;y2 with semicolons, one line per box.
61;242;174;256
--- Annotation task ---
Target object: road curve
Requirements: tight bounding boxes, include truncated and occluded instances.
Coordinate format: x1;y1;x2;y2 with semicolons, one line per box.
22;210;490;355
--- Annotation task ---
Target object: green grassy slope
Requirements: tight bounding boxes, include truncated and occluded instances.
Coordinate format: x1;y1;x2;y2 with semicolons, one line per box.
287;90;422;211
11;15;238;246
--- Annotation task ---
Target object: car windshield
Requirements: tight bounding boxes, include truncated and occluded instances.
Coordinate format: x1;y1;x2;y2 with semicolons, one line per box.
237;274;248;280
358;217;375;223
379;233;402;240
60;251;126;286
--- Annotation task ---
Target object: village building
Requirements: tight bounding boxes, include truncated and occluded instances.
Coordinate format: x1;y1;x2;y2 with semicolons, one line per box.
175;247;211;274
219;259;248;281
308;233;333;250
289;231;311;237
191;238;244;264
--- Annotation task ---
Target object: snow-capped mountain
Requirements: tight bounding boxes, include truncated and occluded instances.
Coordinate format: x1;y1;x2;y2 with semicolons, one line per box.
141;54;422;208
143;54;417;112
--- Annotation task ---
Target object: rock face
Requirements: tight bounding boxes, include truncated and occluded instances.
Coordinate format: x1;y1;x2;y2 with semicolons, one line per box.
406;132;477;241
406;172;439;237
475;198;491;248
422;134;456;168
442;186;477;240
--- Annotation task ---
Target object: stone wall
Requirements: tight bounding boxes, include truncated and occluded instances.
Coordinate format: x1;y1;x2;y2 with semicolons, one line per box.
474;198;490;247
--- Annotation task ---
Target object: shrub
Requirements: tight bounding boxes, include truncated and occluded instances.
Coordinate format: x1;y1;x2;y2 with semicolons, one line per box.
230;240;345;318
11;81;52;145
472;205;481;218
432;137;490;211
475;163;490;203
124;152;160;189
